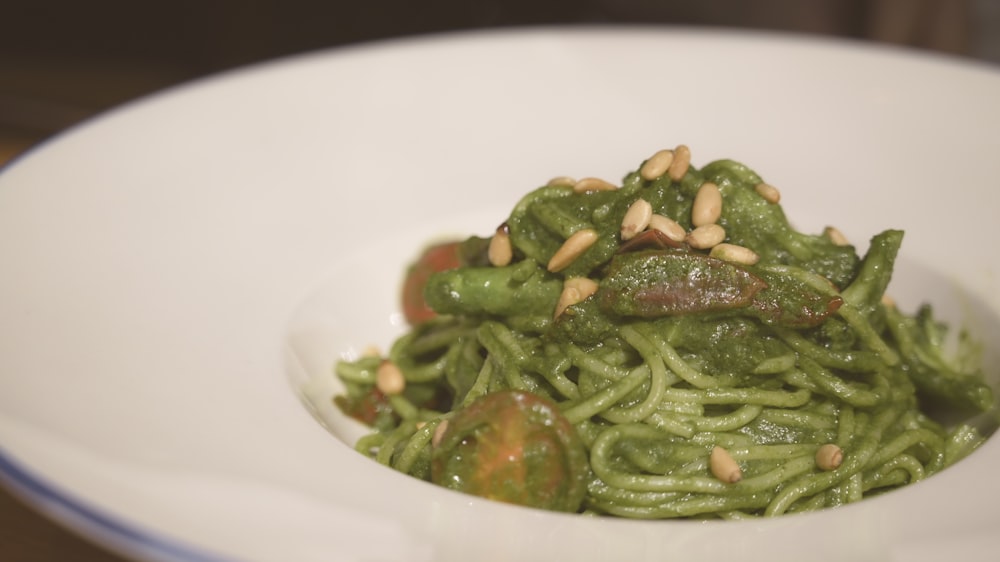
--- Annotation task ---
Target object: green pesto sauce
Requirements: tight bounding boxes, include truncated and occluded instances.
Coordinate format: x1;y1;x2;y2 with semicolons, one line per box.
338;152;995;519
420;156;991;417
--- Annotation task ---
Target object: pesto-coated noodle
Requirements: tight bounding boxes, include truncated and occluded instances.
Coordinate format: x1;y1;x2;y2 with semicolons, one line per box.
332;146;995;518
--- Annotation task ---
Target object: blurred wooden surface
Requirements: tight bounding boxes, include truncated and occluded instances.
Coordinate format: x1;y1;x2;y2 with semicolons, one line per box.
0;1;992;560
0;485;130;562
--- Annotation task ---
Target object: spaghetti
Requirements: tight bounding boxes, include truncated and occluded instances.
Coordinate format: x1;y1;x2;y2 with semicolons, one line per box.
333;145;994;518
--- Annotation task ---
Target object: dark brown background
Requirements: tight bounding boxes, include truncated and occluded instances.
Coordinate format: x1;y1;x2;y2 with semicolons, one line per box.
0;1;996;560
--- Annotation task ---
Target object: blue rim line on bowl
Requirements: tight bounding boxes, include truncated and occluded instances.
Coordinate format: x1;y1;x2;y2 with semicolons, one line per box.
0;445;234;562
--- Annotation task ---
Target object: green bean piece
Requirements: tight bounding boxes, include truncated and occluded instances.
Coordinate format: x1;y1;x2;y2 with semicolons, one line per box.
423;259;562;324
840;229;903;318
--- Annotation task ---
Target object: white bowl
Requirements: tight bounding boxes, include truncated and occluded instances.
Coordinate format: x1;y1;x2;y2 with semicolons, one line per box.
1;27;999;562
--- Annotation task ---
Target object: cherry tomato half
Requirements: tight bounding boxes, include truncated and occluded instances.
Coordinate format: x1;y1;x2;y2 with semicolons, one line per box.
333;387;394;429
401;241;463;325
431;389;589;513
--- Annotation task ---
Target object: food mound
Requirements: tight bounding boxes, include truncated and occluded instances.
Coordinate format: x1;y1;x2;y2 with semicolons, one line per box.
333;144;993;519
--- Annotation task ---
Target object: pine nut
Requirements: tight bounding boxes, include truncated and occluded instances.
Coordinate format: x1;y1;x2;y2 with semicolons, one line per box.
546;176;576;187
559;277;599;317
647;214;687;242
639;149;675;181
432;419;449;448
488;223;513;266
621;198;653;240
882;294;896;308
547;228;599;272
361;345;382;358
815;443;843;471
686;224;726;249
573;177;618;193
554;286;582;318
710;243;760;265
376;360;406;396
667;144;691;181
565;276;599;296
710;446;742;483
823;226;850;246
691;181;723;227
754;182;781;204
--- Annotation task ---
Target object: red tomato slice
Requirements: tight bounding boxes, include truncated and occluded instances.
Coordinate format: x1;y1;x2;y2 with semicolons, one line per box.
401;241;463;325
333;387;393;427
431;390;589;513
